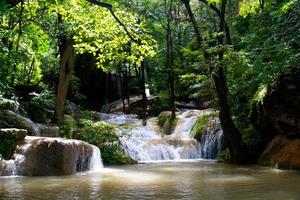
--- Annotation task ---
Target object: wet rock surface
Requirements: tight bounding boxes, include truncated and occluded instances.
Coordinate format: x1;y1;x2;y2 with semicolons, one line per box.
11;136;96;176
259;135;300;170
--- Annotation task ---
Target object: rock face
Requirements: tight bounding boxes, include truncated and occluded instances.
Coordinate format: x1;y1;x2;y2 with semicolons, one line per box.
197;118;225;159
259;135;300;170
0;110;59;137
8;136;101;176
251;71;300;168
0;98;19;113
252;72;300;141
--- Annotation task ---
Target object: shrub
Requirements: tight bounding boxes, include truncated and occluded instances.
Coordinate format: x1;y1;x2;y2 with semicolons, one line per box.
217;148;231;163
59;115;77;139
76;120;135;165
31;90;56;111
0;129;27;160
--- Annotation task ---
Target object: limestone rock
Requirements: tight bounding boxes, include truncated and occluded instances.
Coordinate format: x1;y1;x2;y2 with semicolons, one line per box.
14;136;96;176
259;135;300;170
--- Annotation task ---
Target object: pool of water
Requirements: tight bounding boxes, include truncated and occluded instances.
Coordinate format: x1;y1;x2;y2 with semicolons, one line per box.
1;161;300;200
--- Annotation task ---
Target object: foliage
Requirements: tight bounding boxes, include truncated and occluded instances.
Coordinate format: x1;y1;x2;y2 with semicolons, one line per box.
217;148;231;163
31;90;56;111
0;129;27;160
19;90;56;123
0;97;19;112
59;115;76;139
76;119;135;165
157;112;178;135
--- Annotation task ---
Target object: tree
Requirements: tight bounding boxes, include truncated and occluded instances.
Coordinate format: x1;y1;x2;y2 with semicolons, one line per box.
53;0;156;123
181;0;248;163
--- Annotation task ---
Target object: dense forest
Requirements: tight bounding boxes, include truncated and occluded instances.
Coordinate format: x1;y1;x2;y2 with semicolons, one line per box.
0;0;300;199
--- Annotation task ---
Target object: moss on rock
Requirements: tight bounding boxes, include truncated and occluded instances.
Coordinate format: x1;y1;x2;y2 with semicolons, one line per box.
190;112;219;140
0;98;19;113
157;111;179;135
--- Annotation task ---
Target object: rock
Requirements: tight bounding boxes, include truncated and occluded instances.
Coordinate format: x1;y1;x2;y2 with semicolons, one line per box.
65;100;81;118
0;128;27;160
251;72;300;140
13;136;98;176
0;159;16;176
259;135;300;170
0;98;19;113
158;111;180;118
0;110;59;137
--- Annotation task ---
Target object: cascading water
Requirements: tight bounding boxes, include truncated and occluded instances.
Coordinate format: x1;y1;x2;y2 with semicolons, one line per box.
100;110;226;162
89;145;104;171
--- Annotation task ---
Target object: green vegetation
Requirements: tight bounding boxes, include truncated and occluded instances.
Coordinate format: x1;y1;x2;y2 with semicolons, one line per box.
0;0;299;166
0;129;27;160
217;148;231;163
190;113;219;140
158;112;178;135
76;120;136;165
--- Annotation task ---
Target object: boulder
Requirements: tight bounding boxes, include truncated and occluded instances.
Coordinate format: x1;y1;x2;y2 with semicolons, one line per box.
65;100;81;118
259;135;300;170
0;159;16;176
13;136;98;176
0;98;19;113
0;110;59;137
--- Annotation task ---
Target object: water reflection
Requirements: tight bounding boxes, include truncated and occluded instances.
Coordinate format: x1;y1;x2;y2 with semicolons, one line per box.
1;161;300;200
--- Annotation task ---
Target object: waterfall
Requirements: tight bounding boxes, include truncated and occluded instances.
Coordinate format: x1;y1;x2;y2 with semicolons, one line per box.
89;145;103;171
100;110;226;162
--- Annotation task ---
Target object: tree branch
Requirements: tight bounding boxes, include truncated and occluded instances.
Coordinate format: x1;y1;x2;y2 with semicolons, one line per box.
87;0;138;43
199;0;232;45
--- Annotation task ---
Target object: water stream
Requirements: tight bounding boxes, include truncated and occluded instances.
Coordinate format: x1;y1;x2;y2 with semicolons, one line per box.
1;162;300;200
101;110;225;162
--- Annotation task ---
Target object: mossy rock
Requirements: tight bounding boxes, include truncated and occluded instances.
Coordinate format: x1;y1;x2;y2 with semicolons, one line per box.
21;101;53;124
0;98;19;113
0;110;36;135
0;128;27;160
101;147;137;165
217;148;231;163
158;111;180;128
190;112;219;140
0;110;29;130
162;117;179;135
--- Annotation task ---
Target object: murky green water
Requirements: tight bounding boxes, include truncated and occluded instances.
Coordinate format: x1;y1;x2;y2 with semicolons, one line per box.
1;161;300;200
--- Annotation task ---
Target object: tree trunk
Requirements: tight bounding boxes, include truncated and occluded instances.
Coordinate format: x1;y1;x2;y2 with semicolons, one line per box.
165;0;176;120
227;0;234;45
55;39;74;124
11;0;24;85
54;14;75;124
181;0;202;45
182;0;248;163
